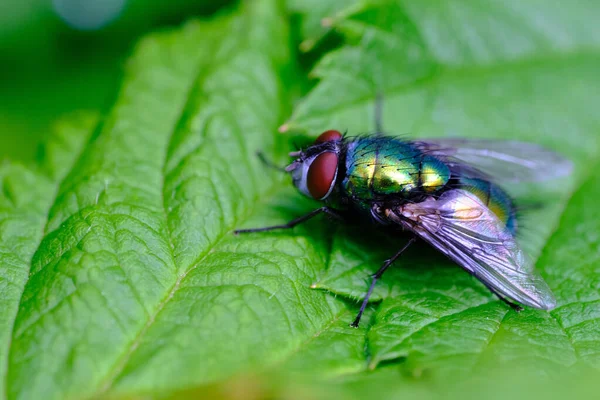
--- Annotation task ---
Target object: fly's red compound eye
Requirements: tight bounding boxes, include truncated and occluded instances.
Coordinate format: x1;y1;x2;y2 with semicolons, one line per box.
315;130;342;144
307;152;338;200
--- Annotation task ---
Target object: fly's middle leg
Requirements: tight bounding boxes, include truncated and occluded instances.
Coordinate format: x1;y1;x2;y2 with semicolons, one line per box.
351;236;417;328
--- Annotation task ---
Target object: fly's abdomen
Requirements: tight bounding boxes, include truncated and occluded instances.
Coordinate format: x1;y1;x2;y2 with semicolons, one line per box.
458;177;518;234
342;138;450;203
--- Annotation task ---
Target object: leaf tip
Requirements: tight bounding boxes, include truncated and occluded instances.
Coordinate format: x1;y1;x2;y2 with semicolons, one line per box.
300;39;316;53
278;123;290;133
321;17;334;28
307;70;320;80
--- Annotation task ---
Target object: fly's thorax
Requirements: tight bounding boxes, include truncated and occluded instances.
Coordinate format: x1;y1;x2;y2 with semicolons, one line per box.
286;130;344;201
342;137;451;201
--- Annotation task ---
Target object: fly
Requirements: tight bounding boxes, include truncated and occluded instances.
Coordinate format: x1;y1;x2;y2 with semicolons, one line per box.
235;102;573;328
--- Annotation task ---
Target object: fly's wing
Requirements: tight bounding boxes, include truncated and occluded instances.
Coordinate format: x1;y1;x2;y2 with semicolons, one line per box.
395;189;556;310
415;138;573;183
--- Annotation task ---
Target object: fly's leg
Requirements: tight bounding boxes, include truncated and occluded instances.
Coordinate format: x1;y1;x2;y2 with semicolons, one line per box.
501;297;524;312
256;151;287;173
234;207;343;234
478;278;524;312
351;237;417;328
374;92;384;134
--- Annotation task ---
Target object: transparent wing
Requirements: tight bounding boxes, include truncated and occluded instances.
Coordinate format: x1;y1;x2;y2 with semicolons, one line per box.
415;138;573;183
392;189;556;310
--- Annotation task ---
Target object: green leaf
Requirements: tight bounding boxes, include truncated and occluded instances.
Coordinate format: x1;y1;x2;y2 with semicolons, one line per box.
0;112;98;397
287;0;355;51
286;0;600;374
2;1;351;398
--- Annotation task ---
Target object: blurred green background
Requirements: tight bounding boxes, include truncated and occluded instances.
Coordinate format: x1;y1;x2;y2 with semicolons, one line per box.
0;0;232;162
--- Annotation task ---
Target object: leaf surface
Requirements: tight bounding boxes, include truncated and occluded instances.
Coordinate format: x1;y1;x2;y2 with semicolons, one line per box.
0;113;97;399
3;1;351;398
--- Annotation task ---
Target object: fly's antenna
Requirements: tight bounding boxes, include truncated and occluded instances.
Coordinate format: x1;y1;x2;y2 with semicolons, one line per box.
374;91;384;134
257;151;287;173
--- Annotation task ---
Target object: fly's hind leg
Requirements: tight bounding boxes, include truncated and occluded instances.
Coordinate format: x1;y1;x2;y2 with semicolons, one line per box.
234;207;343;234
495;292;523;312
478;279;524;312
502;298;524;312
374;92;384;134
351;237;417;328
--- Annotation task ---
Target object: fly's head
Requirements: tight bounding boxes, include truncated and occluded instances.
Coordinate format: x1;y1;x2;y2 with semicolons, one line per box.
286;130;343;201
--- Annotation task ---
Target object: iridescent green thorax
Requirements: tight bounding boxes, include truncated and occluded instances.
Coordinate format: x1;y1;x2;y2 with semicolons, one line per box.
342;138;450;206
457;177;517;234
339;137;516;233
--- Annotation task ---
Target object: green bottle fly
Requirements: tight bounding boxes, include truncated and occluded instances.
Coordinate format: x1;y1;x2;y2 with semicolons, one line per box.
236;128;572;327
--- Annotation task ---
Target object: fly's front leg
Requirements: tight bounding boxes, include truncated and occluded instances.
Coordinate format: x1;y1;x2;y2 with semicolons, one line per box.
351;237;416;328
234;207;343;234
